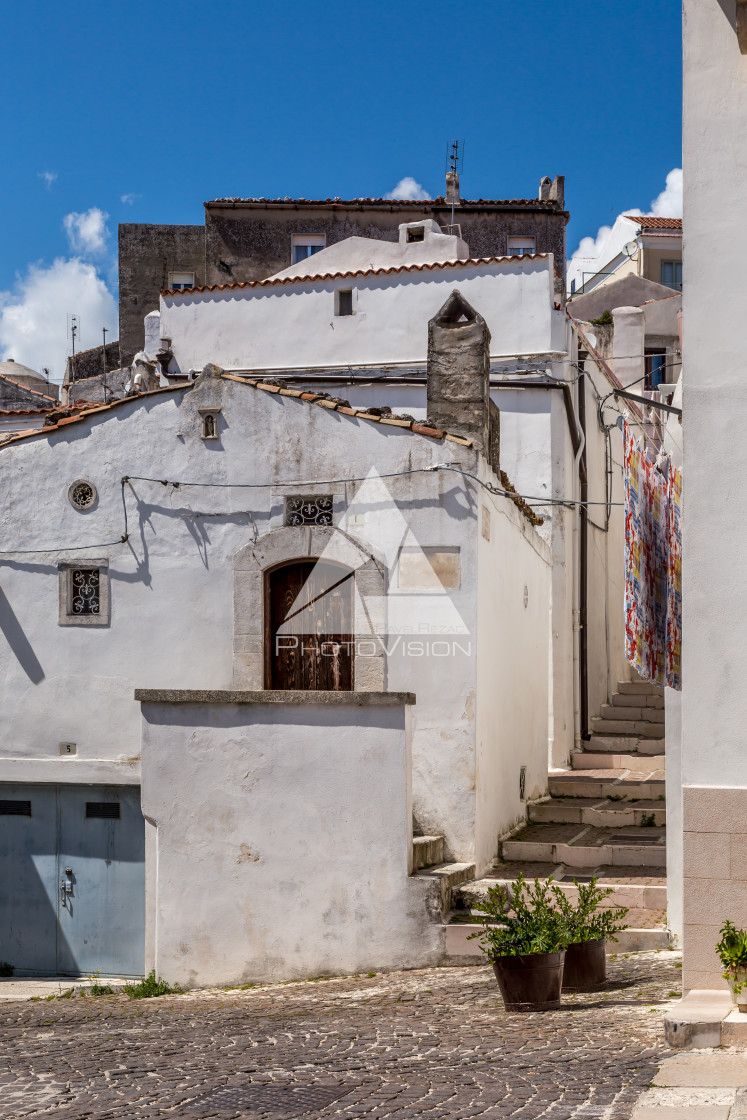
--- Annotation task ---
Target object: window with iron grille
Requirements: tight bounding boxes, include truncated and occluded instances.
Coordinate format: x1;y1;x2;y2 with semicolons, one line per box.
58;559;110;626
284;495;334;526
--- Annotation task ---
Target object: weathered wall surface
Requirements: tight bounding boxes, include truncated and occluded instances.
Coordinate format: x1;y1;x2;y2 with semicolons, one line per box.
118;225;205;366
139;695;443;986
161;258;560;374
475;458;551;868
0;375;547;862
66;342;121;386
204;202;567;289
680;0;747;990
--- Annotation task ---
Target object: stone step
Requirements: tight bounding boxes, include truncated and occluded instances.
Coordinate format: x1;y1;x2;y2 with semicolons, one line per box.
412;835;444;871
500;822;666;869
549;769;665;801
585;735;665;755
572;750;666;771
599;703;665;724
610;691;664;710
414;861;476;919
456;867;667;912
617;680;665;697
529;796;666;828
590;716;665;738
444;921;671;961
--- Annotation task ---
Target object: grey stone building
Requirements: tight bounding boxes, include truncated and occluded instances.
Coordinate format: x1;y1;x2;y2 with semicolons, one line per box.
118;174;568;365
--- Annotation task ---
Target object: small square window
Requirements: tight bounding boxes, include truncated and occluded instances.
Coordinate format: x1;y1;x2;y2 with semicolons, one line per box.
336;289;354;317
507;236;536;256
291;235;326;265
58;560;110;627
285;495;334;526
406;226;425;243
168;272;196;291
660;260;682;291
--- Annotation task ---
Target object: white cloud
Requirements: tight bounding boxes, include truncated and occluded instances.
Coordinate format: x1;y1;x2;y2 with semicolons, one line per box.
384;176;431;201
120;193;140;206
63;207;110;256
651;168;683;218
38;171;58;189
0;258;117;383
567;168;682;291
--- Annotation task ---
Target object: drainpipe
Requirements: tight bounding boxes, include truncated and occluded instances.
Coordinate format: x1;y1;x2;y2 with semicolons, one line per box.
577;373;590;742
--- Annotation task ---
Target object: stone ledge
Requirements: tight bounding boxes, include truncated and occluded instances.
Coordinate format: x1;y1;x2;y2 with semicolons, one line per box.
664;989;734;1049
135;689;415;706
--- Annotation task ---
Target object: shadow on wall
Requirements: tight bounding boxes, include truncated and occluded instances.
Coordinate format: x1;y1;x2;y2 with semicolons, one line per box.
0;586;45;683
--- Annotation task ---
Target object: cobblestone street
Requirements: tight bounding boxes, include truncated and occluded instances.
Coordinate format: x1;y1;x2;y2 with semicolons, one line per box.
0;951;683;1120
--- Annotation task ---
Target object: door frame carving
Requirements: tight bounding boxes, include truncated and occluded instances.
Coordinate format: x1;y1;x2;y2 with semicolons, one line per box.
233;526;386;691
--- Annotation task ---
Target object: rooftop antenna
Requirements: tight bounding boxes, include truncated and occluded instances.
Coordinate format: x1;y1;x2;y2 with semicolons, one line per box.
102;326;108;401
67;314;80;389
445;139;465;228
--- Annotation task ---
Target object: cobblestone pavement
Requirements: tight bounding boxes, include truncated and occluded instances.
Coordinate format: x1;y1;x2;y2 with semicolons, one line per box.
0;951;683;1120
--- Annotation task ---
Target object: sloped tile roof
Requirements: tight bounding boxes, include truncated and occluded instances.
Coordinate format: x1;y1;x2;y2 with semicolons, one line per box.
161;253;550;296
0;373;57;404
623;215;683;230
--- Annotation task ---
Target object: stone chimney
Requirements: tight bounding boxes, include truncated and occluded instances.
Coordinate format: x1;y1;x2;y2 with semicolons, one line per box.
539;175;565;208
427;290;499;471
445;171;461;207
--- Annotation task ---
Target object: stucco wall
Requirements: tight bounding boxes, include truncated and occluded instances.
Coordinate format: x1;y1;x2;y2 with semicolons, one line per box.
138;694;442;986
475;461;552;868
0;374;551;864
681;0;747;989
161;258;560;374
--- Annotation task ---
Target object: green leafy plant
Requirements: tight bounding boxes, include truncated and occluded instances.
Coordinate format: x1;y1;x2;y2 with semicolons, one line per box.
552;878;629;943
640;812;656;827
468;873;570;959
0;961;14;977
716;921;747;994
87;970;114;996
123;970;182;1000
590;309;614;325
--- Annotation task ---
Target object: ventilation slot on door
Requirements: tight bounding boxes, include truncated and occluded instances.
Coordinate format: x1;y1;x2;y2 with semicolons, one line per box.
86;802;120;819
0;800;31;815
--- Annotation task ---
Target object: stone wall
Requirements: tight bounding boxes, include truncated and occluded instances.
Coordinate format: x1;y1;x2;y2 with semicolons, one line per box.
65;341;121;385
118;224;205;366
204;202;567;291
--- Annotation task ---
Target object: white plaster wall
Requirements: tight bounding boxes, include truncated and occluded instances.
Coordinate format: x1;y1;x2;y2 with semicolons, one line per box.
270;227;469;280
474;462;551;871
161;257;559;373
682;0;747;787
0;376;550;863
140;699;443;986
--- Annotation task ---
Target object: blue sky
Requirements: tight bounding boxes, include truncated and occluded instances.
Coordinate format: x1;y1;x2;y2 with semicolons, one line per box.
0;0;682;380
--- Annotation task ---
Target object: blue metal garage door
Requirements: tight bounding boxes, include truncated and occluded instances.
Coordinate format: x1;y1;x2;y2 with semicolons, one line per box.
0;784;145;977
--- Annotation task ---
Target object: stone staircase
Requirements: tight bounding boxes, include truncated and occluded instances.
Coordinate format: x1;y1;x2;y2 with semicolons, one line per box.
414;679;670;958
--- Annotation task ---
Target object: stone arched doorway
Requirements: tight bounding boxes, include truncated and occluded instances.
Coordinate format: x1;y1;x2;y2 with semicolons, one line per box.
266;558;354;691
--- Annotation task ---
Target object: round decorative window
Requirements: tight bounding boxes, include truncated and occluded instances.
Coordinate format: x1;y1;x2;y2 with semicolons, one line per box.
68;479;97;512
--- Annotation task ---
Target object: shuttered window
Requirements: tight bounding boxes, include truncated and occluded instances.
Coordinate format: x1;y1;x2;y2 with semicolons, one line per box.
0;800;31;816
85;802;120;820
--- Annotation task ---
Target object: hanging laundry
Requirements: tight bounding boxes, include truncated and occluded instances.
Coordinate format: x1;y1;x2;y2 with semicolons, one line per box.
623;422;682;690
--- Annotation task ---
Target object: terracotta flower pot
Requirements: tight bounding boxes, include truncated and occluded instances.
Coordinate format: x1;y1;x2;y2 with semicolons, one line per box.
562;938;607;992
491;951;565;1012
726;967;747;1012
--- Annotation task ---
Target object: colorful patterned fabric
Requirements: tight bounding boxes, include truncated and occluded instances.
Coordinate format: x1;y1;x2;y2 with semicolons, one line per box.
623;422;682;690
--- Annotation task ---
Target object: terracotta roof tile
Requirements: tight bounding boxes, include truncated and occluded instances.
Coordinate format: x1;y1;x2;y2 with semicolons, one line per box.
0;373;57;403
162;253;550;296
623;215;683;231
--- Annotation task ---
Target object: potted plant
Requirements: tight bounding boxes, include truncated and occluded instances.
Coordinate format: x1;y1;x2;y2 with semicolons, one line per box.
552;878;629;992
716;920;747;1011
468;873;569;1011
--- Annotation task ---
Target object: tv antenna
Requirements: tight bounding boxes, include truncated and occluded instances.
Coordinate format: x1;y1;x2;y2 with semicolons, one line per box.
67;314;80;385
445;140;465;226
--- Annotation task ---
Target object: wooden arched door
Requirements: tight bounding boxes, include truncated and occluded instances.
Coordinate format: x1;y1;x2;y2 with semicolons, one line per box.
266;560;354;690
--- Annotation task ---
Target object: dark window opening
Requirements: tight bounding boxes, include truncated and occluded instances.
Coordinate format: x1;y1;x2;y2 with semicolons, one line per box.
406;227;425;243
0;800;31;816
337;290;353;316
86;802;120;819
